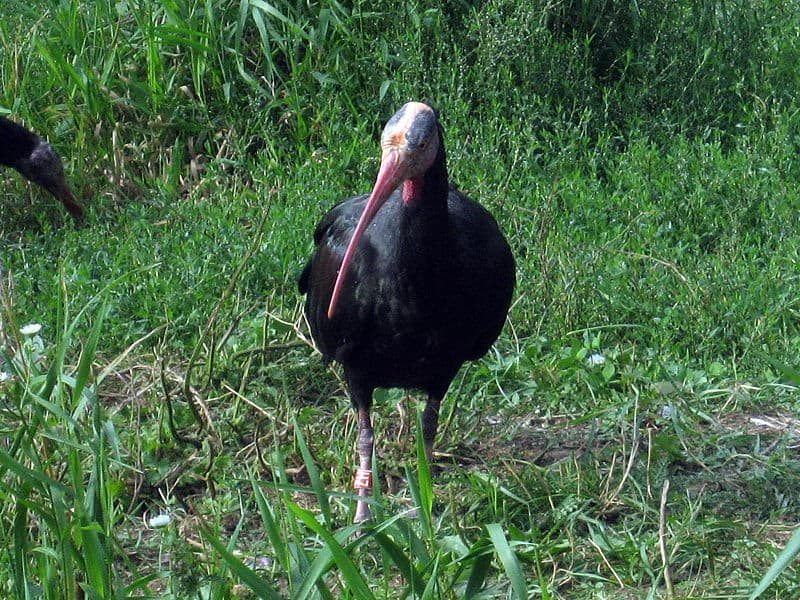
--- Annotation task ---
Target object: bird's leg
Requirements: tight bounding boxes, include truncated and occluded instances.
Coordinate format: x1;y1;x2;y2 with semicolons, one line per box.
422;395;442;465
353;404;374;523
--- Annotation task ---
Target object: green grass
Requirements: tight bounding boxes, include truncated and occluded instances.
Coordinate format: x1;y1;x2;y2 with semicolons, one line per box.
2;0;800;598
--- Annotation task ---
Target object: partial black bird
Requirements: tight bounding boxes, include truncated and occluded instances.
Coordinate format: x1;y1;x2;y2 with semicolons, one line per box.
299;102;515;523
0;116;85;223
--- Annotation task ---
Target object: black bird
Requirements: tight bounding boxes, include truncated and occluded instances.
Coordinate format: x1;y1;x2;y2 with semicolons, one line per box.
0;116;85;223
299;102;515;522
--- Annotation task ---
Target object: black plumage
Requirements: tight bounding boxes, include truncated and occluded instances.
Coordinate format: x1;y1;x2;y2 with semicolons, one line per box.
0;116;84;222
299;102;515;522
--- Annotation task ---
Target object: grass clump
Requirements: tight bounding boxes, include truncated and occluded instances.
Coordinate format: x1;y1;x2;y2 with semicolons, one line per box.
0;277;126;598
1;0;800;598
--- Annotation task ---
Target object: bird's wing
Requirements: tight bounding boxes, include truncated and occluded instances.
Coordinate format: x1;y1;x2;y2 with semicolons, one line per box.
299;195;367;293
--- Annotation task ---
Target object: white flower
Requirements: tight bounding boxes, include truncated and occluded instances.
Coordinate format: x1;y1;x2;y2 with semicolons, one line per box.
586;352;606;367
20;323;42;336
0;371;9;383
148;513;172;528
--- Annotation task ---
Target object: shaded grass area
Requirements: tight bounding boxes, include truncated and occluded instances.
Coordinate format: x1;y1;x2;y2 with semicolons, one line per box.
1;0;800;598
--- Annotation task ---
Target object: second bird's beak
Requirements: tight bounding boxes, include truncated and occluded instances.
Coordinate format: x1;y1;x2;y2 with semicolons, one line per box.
48;177;85;224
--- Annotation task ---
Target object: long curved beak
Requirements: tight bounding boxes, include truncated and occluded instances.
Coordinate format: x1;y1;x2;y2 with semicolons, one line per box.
327;148;407;319
48;177;85;223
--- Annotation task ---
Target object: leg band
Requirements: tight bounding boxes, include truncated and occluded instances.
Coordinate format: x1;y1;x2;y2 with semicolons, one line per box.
353;468;373;490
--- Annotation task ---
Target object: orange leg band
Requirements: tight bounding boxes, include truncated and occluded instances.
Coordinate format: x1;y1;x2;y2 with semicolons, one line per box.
353;468;373;490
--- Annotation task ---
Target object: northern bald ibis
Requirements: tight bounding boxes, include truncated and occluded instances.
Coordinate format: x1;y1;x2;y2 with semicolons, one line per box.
299;102;515;523
0;116;84;223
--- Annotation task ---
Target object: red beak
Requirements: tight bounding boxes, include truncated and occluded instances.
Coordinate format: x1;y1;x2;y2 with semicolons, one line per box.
327;148;407;318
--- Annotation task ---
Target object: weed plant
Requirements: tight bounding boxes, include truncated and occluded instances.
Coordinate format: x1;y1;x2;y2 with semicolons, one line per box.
1;0;800;598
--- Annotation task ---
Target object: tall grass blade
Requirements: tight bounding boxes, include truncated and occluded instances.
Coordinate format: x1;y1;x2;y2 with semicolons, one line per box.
415;405;434;534
293;416;332;524
421;554;441;599
80;521;110;599
393;517;431;566
11;486;30;600
201;524;283;600
249;0;295;31
487;523;527;600
52;486;78;599
72;300;109;411
0;447;68;493
270;449;315;582
406;409;434;541
287;499;373;600
371;530;427;593
749;527;800;600
463;542;492;599
251;476;291;573
290;541;336;600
